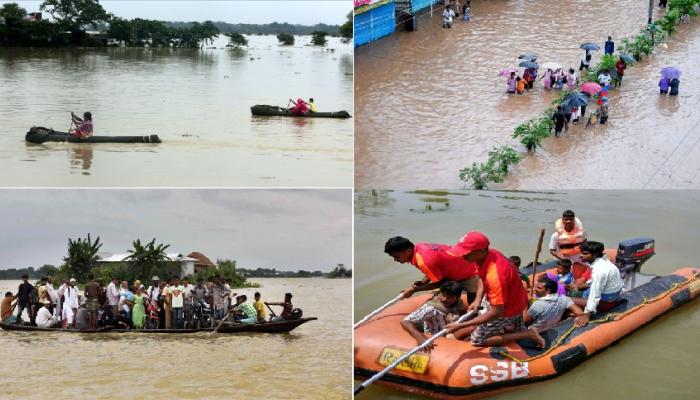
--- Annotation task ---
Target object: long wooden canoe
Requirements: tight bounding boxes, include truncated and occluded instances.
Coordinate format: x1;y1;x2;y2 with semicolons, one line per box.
251;104;351;118
0;317;316;334
25;126;162;144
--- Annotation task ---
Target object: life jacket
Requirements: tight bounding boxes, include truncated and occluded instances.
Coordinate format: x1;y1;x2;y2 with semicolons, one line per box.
554;217;586;256
424;297;463;316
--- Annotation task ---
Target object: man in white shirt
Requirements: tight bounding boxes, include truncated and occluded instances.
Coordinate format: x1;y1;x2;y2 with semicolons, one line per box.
574;241;624;327
598;71;612;89
62;278;79;329
442;5;456;28
45;276;58;317
106;277;120;316
36;302;57;328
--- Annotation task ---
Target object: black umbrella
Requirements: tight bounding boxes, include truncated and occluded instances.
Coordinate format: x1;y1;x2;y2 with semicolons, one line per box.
560;92;590;113
519;53;538;61
518;60;538;68
580;42;600;51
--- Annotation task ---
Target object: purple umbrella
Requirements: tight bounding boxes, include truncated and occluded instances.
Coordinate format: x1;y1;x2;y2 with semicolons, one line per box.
498;67;519;77
660;66;681;80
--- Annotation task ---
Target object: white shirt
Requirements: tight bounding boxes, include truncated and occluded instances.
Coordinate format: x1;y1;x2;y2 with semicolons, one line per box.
36;307;55;328
443;9;455;23
45;284;58;303
585;256;624;314
598;73;611;85
107;282;120;306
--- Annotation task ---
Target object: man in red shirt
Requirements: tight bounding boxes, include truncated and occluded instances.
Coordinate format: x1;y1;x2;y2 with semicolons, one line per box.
446;231;545;347
385;236;482;307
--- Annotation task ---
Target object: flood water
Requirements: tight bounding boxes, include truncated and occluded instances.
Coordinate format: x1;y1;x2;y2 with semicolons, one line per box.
0;35;353;187
0;277;351;399
354;190;700;399
355;0;700;189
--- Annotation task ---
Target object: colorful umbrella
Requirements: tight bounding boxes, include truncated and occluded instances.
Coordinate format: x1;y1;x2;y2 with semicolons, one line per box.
498;67;519;77
519;53;538;61
618;54;636;64
580;42;600;51
560;92;590;113
518;60;538;68
540;62;562;70
580;82;602;95
660;66;681;80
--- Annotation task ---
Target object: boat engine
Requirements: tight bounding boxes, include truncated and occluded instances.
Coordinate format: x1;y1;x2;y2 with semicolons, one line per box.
616;238;655;289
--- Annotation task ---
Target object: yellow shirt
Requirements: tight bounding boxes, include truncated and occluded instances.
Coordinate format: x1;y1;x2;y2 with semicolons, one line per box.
309;101;317;113
253;300;266;320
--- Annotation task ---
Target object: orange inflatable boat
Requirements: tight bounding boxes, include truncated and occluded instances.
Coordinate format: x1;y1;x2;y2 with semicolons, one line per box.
354;238;700;399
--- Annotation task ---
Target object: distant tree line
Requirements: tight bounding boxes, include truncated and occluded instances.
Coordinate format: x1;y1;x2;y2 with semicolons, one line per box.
1;0;350;47
238;264;351;279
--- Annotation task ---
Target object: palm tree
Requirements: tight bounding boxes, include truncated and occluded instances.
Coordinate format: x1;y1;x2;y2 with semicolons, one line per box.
123;238;171;281
64;234;102;282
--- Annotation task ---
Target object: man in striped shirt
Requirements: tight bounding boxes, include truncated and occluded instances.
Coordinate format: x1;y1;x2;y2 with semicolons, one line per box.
401;281;468;352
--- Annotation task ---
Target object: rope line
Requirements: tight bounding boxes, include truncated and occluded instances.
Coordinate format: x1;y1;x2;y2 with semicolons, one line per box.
499;271;700;364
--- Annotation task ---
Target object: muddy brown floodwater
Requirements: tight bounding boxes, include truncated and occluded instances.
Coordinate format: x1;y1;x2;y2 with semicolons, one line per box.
355;0;700;189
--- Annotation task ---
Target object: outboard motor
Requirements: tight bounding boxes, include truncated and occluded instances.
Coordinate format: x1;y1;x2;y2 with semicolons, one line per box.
616;238;655;290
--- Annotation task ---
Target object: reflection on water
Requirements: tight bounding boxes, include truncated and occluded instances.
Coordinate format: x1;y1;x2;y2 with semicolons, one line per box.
0;35;352;187
70;145;94;174
0;278;351;399
354;190;700;399
355;0;700;189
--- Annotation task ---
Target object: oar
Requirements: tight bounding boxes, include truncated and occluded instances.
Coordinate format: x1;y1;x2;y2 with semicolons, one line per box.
530;228;546;297
353;309;477;396
208;307;234;336
353;293;403;329
265;303;278;318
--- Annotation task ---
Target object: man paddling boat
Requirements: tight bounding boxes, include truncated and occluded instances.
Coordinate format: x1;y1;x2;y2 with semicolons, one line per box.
70;112;93;139
446;231;545;348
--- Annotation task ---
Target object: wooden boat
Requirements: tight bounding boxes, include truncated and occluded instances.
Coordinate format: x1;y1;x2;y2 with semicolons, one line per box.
0;317;316;334
354;238;700;399
25;126;162;144
251;104;351;119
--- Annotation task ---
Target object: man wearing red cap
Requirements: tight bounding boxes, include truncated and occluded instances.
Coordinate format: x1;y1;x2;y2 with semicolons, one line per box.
384;236;482;307
446;231;545;348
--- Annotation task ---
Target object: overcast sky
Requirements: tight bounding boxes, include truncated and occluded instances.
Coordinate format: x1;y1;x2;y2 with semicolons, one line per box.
9;1;350;24
0;189;351;271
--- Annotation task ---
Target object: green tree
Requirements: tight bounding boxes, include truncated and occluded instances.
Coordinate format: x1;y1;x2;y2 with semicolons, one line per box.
123;238;171;281
327;264;352;278
40;0;109;43
276;32;294;45
37;264;59;277
226;31;248;47
311;30;328;46
0;3;27;45
339;11;352;43
193;259;248;287
63;234;102;282
0;2;26;22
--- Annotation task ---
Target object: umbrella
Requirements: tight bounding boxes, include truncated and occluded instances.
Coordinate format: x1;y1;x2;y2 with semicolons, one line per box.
560;92;590;113
519;53;538;61
519;60;538;68
580;42;600;51
540;62;562;70
618;54;636;64
498;67;519;77
660;66;681;80
580;82;602;95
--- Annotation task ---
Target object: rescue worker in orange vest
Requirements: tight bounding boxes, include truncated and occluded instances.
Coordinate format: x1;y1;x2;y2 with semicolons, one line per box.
549;210;588;263
384;236;482;308
445;231;545;348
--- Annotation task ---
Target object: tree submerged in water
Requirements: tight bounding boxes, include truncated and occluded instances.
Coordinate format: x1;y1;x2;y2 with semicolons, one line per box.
277;32;294;45
458;145;522;190
226;31;248;48
311;30;328;46
327;264;352;278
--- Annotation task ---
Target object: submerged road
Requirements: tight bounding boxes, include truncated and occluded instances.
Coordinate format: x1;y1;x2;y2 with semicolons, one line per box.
355;0;700;189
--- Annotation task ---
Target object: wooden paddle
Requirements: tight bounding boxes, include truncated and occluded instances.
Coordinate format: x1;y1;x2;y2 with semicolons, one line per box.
354;310;477;395
530;228;546;297
354;293;403;329
265;302;278;318
209;307;234;336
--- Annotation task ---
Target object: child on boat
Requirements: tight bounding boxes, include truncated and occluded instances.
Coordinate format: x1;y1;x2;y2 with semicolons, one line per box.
401;281;468;351
544;259;574;296
508;256;531;290
267;293;294;322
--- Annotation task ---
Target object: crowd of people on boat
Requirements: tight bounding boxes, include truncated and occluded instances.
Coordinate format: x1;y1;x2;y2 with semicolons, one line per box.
1;274;297;331
385;209;624;350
